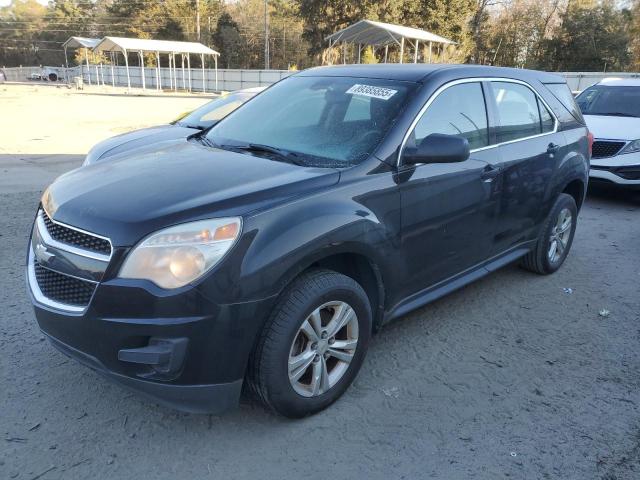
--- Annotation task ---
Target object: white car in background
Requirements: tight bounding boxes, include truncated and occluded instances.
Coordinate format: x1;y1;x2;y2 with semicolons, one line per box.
83;86;266;166
576;78;640;188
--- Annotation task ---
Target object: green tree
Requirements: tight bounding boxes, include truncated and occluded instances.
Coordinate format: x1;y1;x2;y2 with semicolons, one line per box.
212;12;246;68
0;0;47;66
38;0;97;66
296;0;474;64
626;0;639;70
542;0;630;71
361;45;378;64
412;0;476;60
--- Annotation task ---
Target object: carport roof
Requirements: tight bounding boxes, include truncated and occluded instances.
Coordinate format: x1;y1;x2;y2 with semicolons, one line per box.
62;37;101;49
93;36;219;56
326;20;455;46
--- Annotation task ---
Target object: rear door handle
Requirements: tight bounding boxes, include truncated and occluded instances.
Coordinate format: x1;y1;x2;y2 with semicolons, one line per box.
481;165;501;181
547;143;560;154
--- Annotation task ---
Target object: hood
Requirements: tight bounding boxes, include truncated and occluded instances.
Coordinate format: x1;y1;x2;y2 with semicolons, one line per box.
46;140;340;246
583;115;640;141
87;125;197;163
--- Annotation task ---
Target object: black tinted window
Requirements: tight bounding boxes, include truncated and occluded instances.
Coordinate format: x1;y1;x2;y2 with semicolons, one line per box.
576;85;640;118
412;82;488;150
545;83;583;122
491;82;542;142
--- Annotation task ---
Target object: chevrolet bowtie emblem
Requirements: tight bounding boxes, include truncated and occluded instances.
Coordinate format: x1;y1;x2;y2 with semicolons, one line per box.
35;242;55;262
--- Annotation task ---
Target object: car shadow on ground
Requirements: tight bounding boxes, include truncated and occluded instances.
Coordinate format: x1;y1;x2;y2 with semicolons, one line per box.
587;182;640;207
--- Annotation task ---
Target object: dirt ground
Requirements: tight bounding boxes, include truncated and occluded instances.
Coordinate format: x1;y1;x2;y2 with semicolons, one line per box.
0;84;209;194
1;85;639;480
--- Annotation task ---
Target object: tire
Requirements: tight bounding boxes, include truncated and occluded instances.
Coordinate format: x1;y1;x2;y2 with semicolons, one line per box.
247;269;372;418
520;193;577;274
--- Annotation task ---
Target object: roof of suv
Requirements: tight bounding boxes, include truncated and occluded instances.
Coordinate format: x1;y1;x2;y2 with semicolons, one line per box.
597;78;640;87
298;64;566;84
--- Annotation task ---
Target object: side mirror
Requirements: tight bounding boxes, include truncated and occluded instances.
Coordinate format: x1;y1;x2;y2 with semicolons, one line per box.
403;133;470;165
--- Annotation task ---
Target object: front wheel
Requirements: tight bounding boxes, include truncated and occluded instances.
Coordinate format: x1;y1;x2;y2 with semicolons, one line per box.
521;193;578;274
247;269;372;418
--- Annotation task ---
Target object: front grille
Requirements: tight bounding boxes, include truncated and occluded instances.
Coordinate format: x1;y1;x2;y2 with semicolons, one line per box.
592;140;626;159
41;210;111;256
33;260;96;307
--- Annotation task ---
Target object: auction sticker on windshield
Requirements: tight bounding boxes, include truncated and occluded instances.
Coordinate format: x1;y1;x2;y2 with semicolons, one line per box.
346;84;398;100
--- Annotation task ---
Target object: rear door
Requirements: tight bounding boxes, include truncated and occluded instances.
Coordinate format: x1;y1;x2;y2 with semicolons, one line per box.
397;81;502;296
486;80;565;254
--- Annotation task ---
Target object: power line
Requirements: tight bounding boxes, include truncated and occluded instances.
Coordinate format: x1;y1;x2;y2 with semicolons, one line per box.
0;46;62;51
1;39;65;43
1;28;164;33
1;17;204;23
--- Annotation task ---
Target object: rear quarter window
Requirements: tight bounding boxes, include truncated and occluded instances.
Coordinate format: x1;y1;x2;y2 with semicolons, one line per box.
544;83;584;123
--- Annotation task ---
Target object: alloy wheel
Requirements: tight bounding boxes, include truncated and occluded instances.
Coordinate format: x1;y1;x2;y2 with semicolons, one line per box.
287;301;359;397
548;207;573;263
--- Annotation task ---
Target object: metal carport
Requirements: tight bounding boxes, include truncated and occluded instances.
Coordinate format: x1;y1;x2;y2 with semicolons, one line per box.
92;37;220;92
62;37;101;84
326;19;455;64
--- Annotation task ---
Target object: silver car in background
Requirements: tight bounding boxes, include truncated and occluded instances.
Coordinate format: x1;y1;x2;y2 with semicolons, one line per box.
83;86;265;166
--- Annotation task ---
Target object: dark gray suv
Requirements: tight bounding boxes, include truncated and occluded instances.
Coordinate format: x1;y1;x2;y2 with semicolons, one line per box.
28;65;590;417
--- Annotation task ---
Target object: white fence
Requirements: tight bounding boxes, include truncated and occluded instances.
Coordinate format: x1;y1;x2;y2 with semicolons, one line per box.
562;72;640;91
2;65;639;93
1;65;292;92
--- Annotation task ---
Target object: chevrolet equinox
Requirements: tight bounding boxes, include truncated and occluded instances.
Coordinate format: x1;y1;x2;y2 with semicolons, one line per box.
28;65;590;418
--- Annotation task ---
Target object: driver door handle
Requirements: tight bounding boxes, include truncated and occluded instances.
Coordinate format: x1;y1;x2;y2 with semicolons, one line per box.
547;143;560;154
481;165;501;182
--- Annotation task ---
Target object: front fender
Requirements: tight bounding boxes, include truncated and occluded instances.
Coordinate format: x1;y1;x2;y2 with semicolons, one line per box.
242;198;396;299
230;165;401;304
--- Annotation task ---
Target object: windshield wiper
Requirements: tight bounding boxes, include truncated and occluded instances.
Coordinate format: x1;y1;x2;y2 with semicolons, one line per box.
197;138;306;165
228;143;305;166
196;135;220;148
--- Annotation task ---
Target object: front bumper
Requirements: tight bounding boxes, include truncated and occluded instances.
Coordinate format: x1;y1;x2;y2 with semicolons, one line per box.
590;150;640;186
27;225;276;414
30;287;275;413
44;331;243;413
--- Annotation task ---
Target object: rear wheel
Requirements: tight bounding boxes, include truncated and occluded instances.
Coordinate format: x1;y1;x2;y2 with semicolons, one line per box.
247;269;371;418
521;193;577;274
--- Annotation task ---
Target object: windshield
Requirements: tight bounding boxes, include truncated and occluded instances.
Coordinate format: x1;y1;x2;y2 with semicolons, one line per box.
177;91;256;129
207;76;416;166
576;85;640;118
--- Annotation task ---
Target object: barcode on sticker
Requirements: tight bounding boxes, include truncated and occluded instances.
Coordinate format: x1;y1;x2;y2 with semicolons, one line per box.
346;84;397;100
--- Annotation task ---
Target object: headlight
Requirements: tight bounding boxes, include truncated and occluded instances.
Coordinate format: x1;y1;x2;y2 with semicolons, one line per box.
119;217;242;289
620;139;640;155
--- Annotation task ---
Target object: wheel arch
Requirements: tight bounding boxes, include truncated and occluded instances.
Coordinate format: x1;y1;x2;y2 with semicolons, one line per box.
561;178;586;210
275;249;387;333
311;252;385;332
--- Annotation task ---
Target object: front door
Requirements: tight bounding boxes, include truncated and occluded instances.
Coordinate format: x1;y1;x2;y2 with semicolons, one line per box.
397;81;502;299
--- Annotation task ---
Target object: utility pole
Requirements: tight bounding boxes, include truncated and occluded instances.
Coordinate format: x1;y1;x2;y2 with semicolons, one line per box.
264;0;269;69
195;0;201;41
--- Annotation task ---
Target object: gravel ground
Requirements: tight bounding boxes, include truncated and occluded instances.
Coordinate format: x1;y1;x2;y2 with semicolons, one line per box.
0;83;209;155
1;86;640;479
